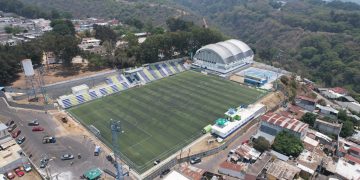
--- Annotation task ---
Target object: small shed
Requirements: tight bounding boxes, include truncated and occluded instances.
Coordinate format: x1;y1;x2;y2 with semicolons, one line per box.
72;84;89;96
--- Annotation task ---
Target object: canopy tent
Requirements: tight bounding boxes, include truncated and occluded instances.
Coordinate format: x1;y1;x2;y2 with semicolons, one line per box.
83;168;102;180
216;118;227;126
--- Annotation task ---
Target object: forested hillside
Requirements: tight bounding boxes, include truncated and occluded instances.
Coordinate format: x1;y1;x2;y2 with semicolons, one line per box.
173;0;360;101
16;0;199;25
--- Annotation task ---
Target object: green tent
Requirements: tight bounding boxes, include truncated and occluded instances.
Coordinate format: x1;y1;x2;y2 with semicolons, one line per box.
84;168;102;180
202;124;212;134
216;118;227;126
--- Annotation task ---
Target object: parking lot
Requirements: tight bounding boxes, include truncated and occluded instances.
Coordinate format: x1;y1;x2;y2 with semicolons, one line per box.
0;99;118;179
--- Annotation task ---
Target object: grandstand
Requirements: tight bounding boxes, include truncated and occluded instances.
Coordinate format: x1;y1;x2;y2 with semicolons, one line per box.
57;61;187;108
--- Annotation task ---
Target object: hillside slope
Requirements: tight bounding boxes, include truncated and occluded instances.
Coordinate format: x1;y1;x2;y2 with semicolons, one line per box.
18;0;199;25
173;0;360;100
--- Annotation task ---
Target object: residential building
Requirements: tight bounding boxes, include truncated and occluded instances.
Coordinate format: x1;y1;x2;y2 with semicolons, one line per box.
315;104;339;117
313;119;342;136
258;112;309;140
335;158;360;180
218;161;247;179
295;96;316;112
235;144;261;163
265;159;300;180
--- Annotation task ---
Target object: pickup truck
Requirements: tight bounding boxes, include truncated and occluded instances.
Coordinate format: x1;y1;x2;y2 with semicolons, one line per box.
42;136;56;144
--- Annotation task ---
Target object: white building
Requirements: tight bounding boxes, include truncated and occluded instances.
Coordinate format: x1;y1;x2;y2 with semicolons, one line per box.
79;38;101;49
211;103;266;138
335;158;360;180
193;39;254;74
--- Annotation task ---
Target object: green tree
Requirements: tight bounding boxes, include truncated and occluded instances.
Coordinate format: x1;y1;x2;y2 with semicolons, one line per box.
340;120;354;137
51;19;75;36
253;136;270;152
300;112;317;127
94;24;117;44
272;131;304;157
166;17;194;32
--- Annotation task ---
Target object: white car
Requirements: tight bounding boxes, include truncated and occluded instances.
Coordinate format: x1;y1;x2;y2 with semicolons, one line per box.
23;163;32;172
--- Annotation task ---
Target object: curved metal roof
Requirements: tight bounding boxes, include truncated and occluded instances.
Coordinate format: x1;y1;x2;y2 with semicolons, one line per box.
196;39;252;64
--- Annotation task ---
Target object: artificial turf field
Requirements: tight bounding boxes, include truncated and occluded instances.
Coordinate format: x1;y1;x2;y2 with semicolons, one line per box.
68;70;266;173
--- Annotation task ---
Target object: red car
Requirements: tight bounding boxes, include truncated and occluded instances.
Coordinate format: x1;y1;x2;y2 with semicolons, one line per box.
32;126;44;131
14;168;25;177
11;130;21;138
6;171;15;179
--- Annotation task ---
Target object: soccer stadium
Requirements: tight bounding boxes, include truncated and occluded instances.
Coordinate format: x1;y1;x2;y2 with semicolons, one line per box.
62;63;266;173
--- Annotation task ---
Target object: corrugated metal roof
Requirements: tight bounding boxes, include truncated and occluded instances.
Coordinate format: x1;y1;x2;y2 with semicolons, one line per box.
261;112;308;133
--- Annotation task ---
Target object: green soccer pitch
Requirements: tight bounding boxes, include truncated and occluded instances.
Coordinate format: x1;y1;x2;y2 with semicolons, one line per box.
68;70;266;173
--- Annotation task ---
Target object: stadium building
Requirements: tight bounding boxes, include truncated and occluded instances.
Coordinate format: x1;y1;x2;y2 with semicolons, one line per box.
193;39;254;74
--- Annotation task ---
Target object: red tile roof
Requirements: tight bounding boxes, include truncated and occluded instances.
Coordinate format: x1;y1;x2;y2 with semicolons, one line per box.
349;146;360;154
330;87;347;95
345;154;360;165
261;112;309;133
219;161;246;172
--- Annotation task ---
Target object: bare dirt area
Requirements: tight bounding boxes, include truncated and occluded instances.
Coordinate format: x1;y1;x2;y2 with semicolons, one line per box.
11;64;111;89
258;91;285;111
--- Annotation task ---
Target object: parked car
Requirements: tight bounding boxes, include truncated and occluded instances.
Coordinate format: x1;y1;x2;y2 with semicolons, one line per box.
94;145;101;156
153;159;161;165
7;124;17;132
61;154;74;160
23;163;32;172
32;126;44;131
5;120;14;126
6;172;15;179
40;158;49;168
160;169;170;178
190;157;202;164
106;154;114;163
28;120;39;126
14;168;24;177
17;136;26;144
42;136;56;144
11;130;21;138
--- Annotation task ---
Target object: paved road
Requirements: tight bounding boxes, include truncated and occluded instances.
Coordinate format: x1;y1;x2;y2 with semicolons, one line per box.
0;99;118;180
5;69;119;99
194;123;259;173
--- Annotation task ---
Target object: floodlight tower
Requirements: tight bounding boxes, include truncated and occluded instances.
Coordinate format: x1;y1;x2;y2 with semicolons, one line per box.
111;119;124;180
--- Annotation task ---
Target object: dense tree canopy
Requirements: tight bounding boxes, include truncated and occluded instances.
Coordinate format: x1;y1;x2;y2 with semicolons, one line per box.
272;131;304;157
300;112;317;127
0;0;71;19
253;136;270;152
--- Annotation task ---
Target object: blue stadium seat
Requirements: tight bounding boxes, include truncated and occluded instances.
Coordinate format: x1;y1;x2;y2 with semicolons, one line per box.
99;88;108;96
76;95;86;104
111;84;120;92
62;99;72;108
155;64;167;77
89;91;98;99
138;71;150;82
169;62;180;73
121;82;129;89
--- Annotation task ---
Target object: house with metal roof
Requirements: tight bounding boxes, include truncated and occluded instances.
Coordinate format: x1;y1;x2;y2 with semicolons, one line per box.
193;39;254;74
258;112;309;139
